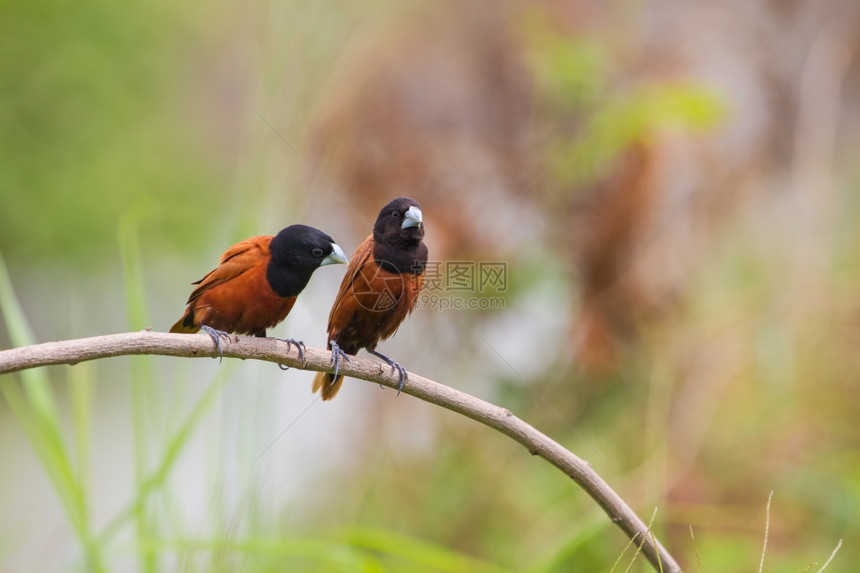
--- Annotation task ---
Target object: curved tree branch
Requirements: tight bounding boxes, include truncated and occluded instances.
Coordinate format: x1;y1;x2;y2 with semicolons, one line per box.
0;331;681;572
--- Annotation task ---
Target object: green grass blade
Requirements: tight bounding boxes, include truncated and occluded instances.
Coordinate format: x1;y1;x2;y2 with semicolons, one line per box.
68;361;95;507
118;204;161;573
527;514;611;573
97;369;232;546
344;528;515;573
139;536;384;571
0;251;105;571
0;251;60;419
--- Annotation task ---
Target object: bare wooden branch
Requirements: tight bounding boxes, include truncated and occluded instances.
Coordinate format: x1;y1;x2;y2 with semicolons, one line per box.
0;330;681;572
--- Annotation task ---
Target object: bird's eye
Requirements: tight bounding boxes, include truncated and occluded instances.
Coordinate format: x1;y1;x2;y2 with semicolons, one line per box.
312;248;324;257
392;211;400;218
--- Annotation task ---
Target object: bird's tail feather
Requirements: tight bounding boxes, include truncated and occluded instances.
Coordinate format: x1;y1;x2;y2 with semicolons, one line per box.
313;371;345;401
169;308;199;334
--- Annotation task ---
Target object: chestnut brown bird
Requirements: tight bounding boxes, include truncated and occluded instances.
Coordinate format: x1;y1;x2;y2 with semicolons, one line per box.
313;197;427;400
170;225;347;358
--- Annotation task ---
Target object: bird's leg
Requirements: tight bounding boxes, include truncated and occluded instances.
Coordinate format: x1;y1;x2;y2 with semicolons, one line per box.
275;338;307;369
329;340;351;380
368;349;408;397
200;325;232;363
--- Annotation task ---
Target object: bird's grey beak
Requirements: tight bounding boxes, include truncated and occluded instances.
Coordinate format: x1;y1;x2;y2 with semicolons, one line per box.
402;206;423;229
321;243;348;266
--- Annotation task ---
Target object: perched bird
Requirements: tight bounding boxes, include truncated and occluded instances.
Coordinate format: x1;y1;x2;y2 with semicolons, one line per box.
313;197;428;400
170;225;348;358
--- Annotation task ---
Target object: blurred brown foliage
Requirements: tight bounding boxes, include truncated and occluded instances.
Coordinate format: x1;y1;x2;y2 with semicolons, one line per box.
308;5;860;564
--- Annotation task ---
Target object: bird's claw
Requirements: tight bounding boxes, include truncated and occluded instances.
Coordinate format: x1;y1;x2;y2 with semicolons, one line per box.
200;325;232;363
368;350;408;397
393;363;408;396
275;338;306;369
329;340;351;380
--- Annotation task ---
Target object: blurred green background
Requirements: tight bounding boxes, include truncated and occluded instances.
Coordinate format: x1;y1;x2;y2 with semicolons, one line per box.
2;0;859;571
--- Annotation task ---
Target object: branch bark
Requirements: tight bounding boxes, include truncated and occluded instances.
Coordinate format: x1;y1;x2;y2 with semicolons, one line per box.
0;331;681;572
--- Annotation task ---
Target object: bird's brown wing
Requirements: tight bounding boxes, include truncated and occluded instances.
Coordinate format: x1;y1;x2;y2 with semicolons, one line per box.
186;235;273;305
313;235;374;400
326;234;374;337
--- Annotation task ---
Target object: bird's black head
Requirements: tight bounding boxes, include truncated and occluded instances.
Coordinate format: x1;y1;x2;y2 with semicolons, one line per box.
371;197;427;275
267;225;347;297
373;197;424;247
